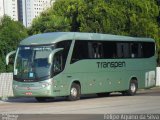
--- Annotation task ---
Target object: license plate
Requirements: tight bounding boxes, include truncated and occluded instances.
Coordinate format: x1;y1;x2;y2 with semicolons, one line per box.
25;92;32;95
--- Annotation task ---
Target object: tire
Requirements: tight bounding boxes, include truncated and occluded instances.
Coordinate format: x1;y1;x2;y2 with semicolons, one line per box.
97;92;110;97
122;80;138;96
67;83;81;101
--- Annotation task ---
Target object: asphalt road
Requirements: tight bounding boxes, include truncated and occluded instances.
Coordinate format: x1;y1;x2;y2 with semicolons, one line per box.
0;87;160;120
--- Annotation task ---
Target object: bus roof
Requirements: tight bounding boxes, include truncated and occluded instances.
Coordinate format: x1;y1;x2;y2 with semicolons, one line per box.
20;32;155;45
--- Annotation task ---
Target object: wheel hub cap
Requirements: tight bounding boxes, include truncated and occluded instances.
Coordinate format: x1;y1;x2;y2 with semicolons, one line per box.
131;83;136;93
71;88;77;97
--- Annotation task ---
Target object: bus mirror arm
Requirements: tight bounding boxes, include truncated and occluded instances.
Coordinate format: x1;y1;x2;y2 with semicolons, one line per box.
6;51;16;65
48;48;64;64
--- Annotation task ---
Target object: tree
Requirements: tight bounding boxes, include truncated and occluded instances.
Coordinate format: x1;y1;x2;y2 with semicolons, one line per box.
28;0;86;35
0;15;28;72
29;0;159;36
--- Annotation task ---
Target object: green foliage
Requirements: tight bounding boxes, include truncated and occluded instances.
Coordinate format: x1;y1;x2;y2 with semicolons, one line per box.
29;0;159;37
0;15;28;72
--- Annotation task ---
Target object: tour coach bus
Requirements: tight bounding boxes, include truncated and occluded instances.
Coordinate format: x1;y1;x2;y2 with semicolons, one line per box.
6;32;156;102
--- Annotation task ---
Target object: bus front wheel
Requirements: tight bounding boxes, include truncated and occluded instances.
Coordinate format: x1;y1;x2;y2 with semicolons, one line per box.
67;83;81;101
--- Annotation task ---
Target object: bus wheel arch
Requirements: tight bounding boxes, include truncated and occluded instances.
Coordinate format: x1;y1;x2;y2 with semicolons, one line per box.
67;80;81;101
130;77;138;88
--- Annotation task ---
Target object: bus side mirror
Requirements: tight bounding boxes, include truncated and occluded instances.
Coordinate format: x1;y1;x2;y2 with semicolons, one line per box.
48;48;64;64
6;51;16;65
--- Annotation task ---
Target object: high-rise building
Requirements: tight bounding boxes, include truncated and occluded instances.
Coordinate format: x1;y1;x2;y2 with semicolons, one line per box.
22;0;55;27
0;0;5;18
0;0;18;21
0;0;55;27
17;0;23;22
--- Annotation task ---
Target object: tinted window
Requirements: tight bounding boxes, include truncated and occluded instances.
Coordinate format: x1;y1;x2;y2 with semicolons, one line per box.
130;43;142;58
88;42;103;58
56;40;72;69
71;41;89;63
117;43;130;58
142;42;155;58
103;42;117;59
71;40;155;64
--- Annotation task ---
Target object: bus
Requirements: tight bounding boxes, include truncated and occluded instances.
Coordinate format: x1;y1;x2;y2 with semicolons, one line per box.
6;32;156;102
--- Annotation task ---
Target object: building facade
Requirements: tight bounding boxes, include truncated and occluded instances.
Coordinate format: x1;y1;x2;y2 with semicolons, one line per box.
0;0;4;18
0;0;18;21
0;0;55;27
22;0;55;27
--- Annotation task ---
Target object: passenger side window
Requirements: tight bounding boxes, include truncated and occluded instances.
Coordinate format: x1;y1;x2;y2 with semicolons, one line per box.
142;42;155;58
56;40;72;68
88;42;103;58
71;41;88;63
52;51;63;76
130;43;142;58
71;40;155;63
103;42;117;59
117;43;130;58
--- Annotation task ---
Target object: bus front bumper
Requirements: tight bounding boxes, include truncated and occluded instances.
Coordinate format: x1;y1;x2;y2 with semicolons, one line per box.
12;80;60;97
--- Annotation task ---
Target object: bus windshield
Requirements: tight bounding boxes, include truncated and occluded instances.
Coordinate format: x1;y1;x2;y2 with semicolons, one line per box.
14;45;54;81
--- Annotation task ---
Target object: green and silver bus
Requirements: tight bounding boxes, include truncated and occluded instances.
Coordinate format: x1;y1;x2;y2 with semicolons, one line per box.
6;32;156;102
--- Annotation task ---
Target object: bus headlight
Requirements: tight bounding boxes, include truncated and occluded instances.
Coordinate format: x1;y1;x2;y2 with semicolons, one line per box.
40;80;53;88
13;85;18;89
41;83;50;88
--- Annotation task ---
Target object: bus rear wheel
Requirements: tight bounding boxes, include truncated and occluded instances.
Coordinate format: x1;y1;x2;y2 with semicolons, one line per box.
67;83;81;101
122;80;138;96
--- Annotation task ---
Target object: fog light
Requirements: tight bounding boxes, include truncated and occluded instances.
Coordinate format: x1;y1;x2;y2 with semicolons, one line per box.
13;85;18;89
42;83;49;88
